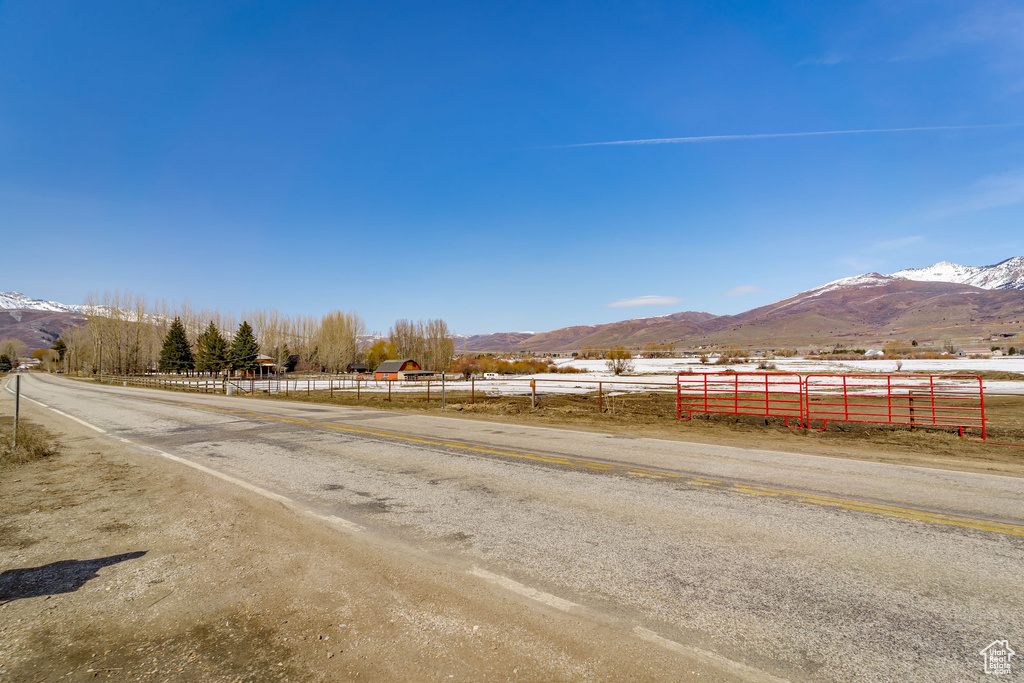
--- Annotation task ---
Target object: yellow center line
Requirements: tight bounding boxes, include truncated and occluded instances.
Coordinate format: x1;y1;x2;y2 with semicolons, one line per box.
740;484;1024;533
141;396;1024;537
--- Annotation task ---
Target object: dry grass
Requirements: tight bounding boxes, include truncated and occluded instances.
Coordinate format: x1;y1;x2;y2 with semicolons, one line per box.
0;417;62;469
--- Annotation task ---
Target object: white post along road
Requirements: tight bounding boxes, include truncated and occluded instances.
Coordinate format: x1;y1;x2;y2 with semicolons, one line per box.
6;373;1023;682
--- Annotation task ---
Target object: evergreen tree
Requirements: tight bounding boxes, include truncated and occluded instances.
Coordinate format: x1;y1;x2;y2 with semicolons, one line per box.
0;354;12;373
195;321;229;375
230;321;260;373
52;338;67;362
159;317;195;374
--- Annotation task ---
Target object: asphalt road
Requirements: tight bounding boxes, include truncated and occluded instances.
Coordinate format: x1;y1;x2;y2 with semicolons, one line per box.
8;373;1024;682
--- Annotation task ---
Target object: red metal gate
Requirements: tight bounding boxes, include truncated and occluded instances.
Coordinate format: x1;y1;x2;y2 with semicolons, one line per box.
802;374;986;439
676;372;804;426
677;372;986;439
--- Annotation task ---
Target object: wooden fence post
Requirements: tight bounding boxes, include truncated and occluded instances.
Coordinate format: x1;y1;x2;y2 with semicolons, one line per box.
909;391;916;432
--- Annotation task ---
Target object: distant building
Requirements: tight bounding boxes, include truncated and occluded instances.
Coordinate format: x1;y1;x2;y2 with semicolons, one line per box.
346;362;369;374
374;358;427;380
957;347;992;358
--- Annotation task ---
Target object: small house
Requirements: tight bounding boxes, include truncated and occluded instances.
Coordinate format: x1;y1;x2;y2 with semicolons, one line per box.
374;358;422;380
346;362;369;374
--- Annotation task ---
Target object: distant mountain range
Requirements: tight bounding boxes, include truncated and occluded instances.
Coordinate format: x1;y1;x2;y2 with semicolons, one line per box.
0;291;84;313
4;258;1023;352
458;257;1024;351
891;256;1024;290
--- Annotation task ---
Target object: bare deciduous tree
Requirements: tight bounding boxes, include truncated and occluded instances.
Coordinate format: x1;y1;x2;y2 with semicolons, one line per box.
0;338;27;365
387;318;454;371
606;346;634;375
316;311;365;374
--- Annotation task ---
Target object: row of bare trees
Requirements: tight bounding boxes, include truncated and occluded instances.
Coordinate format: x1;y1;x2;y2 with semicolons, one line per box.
388;318;455;373
55;290;454;375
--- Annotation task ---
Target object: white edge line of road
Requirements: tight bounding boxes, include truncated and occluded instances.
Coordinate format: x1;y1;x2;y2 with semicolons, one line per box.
468;566;579;612
633;626;791;683
467;566;790;682
11;376;788;680
6;382;106;433
4;378;365;535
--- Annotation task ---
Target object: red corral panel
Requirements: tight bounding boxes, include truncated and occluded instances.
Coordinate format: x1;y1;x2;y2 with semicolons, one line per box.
677;372;986;440
802;374;986;439
676;372;804;427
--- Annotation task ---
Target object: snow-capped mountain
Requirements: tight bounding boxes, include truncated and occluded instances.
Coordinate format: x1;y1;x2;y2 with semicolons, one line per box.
799;273;894;299
890;257;1024;290
0;291;83;313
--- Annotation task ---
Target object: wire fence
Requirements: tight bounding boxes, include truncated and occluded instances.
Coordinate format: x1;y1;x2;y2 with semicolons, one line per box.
94;373;679;410
92;370;989;439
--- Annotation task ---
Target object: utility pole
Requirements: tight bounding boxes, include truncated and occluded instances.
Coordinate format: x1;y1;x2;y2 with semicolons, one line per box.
13;374;20;449
441;370;446;410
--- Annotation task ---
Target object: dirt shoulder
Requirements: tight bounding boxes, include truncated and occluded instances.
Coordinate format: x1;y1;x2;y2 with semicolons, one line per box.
0;400;738;682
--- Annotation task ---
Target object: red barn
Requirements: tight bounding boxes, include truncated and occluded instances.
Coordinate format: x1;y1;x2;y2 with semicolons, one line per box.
374;358;422;380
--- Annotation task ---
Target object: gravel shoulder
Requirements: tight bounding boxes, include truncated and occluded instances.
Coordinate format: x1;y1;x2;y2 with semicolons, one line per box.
0;398;742;683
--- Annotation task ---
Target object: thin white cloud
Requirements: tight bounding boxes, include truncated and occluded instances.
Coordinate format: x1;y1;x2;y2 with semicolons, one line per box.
839;256;877;272
868;235;925;252
929;168;1024;218
606;295;683;308
799;3;1024;88
718;285;763;297
797;52;847;66
833;236;926;274
557;124;1013;148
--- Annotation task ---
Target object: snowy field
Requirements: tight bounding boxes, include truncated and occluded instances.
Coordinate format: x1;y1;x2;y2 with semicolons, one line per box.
149;355;1024;397
546;357;1024;395
552;356;1024;375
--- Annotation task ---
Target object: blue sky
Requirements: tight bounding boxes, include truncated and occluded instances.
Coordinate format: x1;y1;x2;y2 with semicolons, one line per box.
2;1;1022;334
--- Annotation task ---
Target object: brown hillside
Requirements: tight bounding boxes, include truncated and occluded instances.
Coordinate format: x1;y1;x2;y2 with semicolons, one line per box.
694;277;1024;347
476;278;1024;352
515;311;718;352
0;309;88;351
460;332;534;352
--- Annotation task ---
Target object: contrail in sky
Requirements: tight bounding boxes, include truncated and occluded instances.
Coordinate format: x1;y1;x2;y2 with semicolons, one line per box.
556;124;1015;148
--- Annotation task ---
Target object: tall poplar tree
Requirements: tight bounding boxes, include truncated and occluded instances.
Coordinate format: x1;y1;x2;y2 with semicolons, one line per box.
231;321;260;373
159;317;194;374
